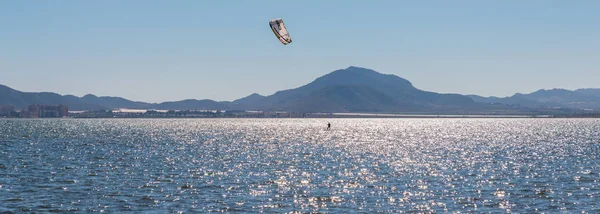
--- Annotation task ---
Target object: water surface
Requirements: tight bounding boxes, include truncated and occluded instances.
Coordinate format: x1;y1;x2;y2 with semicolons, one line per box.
1;118;599;212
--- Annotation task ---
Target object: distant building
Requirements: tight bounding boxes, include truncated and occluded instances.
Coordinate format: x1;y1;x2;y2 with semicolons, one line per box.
58;105;68;117
0;105;15;117
0;104;14;113
26;104;69;118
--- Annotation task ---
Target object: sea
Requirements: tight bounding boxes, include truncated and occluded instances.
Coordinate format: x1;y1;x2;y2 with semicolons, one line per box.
0;118;599;213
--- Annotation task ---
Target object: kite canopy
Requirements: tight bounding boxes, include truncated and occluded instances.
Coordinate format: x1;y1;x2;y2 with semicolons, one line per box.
269;18;292;45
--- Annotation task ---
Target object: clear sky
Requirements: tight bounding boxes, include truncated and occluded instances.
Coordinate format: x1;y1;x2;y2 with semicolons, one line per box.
1;0;599;102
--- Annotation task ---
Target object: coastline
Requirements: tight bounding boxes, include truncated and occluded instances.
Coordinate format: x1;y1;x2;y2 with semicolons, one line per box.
5;113;599;119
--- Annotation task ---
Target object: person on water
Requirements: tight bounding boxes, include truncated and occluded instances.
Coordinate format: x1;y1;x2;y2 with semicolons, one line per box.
327;122;331;130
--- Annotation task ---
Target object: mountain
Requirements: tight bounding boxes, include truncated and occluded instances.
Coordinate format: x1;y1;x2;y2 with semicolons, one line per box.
154;99;228;110
3;66;598;113
274;85;406;112
0;84;225;111
80;94;153;109
575;88;600;98
0;85;105;110
469;88;600;110
1;67;480;113
231;93;266;110
239;66;479;113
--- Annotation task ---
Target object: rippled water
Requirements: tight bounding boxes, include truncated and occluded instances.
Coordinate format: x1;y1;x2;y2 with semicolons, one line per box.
0;118;599;213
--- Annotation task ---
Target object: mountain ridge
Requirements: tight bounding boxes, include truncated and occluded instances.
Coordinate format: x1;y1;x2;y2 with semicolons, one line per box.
2;67;599;112
468;88;600;109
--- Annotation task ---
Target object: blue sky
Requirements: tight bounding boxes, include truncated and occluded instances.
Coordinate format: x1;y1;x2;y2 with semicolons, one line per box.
1;0;599;102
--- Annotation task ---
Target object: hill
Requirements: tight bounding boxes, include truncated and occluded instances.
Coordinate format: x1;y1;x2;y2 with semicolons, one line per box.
0;84;225;111
3;66;598;113
237;66;478;113
0;85;105;110
469;88;600;110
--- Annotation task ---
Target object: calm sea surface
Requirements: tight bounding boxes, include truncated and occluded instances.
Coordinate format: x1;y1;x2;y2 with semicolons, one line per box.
1;118;599;213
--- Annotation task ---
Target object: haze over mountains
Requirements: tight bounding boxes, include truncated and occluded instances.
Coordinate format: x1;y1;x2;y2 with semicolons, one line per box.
1;66;599;113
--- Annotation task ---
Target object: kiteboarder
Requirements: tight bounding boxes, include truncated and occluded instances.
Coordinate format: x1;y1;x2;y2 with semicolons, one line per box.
327;122;331;130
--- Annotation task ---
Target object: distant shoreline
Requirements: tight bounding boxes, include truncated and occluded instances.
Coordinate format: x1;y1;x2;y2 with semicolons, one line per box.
3;117;600;119
4;107;599;119
4;113;600;119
